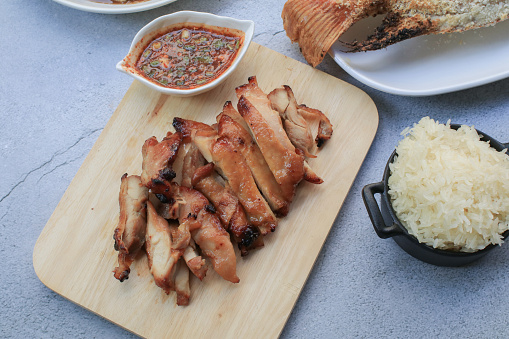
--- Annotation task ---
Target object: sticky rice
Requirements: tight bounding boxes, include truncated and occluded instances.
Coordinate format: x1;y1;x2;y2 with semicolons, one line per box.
388;117;509;252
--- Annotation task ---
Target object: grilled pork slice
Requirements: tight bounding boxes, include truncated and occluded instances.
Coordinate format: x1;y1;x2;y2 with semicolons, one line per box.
173;117;278;235
235;77;305;202
182;144;231;254
213;136;278;235
181;144;261;254
174;259;191;306
236;77;323;188
217;101;251;133
193;163;263;255
145;200;182;294
166;222;192;306
141;131;182;194
140;132;183;212
113;174;148;282
269;85;332;184
182;237;208;280
177;185;239;283
236;77;298;151
181;143;206;189
268;85;332;156
268;86;315;158
217;106;289;216
298;104;333;148
150;196;179;220
183;144;236;228
148;172;208;281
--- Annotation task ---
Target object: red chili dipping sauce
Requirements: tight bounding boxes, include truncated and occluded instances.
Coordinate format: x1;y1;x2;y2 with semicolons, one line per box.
136;25;243;89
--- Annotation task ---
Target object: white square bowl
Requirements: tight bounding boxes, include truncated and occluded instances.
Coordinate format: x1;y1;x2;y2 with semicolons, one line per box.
117;11;254;97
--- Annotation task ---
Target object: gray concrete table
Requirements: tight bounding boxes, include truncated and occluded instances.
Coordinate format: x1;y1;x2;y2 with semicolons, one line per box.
2;1;509;338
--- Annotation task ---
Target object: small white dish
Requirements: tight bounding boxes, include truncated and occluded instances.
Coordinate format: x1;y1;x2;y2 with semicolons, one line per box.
52;0;177;14
116;11;254;97
329;16;509;96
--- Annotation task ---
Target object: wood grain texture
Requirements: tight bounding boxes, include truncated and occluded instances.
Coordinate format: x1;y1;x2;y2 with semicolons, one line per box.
33;43;378;338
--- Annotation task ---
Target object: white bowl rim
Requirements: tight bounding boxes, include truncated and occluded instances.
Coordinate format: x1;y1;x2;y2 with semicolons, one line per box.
52;0;177;15
116;11;255;96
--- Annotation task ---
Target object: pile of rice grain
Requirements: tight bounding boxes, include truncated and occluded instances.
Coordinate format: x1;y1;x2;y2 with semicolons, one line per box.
388;117;509;253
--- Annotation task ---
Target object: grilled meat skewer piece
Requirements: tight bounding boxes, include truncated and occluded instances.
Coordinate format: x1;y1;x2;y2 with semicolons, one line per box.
298;104;334;148
177;184;240;283
268;85;333;156
182;237;208;280
145;200;182;294
113;174;148;282
141;131;182;202
182;142;262;254
236;77;323;201
217;103;289;216
173;117;278;235
192;163;264;255
268;86;316;158
174;259;191;306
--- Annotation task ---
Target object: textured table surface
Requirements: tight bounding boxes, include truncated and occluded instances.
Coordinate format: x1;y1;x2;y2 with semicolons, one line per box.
2;1;509;338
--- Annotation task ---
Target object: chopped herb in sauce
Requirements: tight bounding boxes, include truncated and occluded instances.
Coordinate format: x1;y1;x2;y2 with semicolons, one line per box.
136;26;242;90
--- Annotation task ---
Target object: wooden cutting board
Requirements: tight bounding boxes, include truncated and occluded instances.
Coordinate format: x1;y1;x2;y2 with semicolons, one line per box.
33;42;378;338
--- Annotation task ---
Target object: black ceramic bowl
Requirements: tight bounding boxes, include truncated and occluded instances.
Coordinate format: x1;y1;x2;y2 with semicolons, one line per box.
362;124;509;266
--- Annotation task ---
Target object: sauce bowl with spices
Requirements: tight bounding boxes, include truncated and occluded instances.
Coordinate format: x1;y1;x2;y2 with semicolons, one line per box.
117;11;254;96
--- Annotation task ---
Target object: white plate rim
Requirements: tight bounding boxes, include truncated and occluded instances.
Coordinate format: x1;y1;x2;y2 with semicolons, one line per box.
52;0;177;14
330;51;509;96
329;19;509;96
